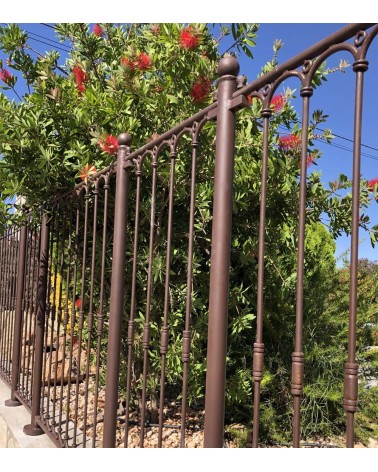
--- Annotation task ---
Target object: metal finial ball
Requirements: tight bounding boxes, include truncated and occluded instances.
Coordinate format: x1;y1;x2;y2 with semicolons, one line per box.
118;133;132;146
217;56;240;77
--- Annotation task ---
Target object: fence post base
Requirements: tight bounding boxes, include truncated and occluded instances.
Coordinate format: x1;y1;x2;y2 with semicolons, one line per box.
5;398;22;407
23;422;45;436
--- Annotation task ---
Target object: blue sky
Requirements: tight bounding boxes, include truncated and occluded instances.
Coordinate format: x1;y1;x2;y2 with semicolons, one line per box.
0;22;377;265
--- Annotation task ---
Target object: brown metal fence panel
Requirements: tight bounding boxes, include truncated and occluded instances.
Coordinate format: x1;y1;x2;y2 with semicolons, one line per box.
1;22;377;448
24;169;118;447
0;227;19;384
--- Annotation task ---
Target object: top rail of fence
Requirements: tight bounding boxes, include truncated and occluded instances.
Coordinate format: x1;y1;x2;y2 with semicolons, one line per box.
234;23;376;98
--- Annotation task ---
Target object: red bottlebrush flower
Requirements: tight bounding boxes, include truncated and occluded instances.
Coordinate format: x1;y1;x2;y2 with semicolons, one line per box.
135;53;152;71
367;178;378;191
278;134;301;151
73;65;88;95
271;94;286;112
179;27;199;49
298;153;316;169
93;24;104;37
75;298;81;310
306;153;315;167
73;66;88;85
0;68;12;84
99;134;119;155
76;83;86;95
121;57;135;72
79;164;97;183
190;77;211;103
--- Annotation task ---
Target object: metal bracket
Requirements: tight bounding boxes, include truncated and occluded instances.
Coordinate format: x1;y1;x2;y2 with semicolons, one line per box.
228;94;249;112
207;107;218;121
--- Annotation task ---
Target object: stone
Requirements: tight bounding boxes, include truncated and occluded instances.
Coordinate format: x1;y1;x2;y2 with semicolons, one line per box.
368;437;378;448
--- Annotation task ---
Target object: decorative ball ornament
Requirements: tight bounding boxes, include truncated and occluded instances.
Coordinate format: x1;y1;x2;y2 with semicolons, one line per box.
118;133;132;146
217;56;240;77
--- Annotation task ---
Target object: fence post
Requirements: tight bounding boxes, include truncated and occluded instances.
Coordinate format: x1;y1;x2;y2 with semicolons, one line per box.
24;210;50;436
103;133;132;448
5;213;28;407
204;56;239;448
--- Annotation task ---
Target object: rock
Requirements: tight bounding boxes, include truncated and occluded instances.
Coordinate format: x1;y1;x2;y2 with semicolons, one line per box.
150;438;158;447
186;439;195;448
368;438;378;448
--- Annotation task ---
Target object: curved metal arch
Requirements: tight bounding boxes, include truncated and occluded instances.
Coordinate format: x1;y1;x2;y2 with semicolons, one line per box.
173;117;211;155
264;70;305;106
133;156;143;175
94;172;109;187
174;126;194;149
171;127;195;158
192;116;210;143
75;182;88;198
244;88;267;106
358;24;378;60
91;178;100;193
138;149;154;170
156;138;175;156
304;42;357;84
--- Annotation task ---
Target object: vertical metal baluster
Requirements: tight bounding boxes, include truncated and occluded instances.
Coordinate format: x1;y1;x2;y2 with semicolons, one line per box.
344;58;368;449
73;186;90;447
157;148;177;448
6;228;16;379
6;215;28;406
64;200;81;446
27;224;40;404
204;56;239;448
58;200;73;445
3;228;12;378
41;210;55;422
252;107;272;447
0;232;8;375
52;211;66;433
82;181;99;447
10;227;19;376
46;208;61;428
27;223;42;404
0;233;7;374
180;136;198;448
92;177;110;448
0;235;5;375
103;134;132;448
24;210;50;437
140;150;159;448
291;85;313;448
5;227;15;379
21;223;33;398
124;161;142;448
2;229;10;377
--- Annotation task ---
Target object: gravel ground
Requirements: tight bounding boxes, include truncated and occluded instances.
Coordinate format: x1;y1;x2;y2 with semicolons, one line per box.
42;378;377;448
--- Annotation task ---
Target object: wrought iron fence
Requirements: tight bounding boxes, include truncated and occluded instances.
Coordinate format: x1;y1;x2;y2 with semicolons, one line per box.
0;22;377;448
